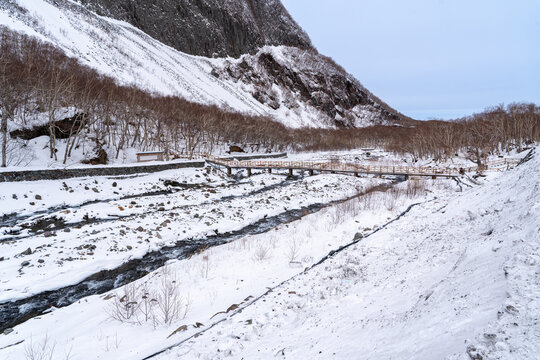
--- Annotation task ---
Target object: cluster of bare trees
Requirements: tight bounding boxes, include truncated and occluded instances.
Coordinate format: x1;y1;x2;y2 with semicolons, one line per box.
1;26;538;168
386;104;540;164
0;27;291;167
295;105;539;164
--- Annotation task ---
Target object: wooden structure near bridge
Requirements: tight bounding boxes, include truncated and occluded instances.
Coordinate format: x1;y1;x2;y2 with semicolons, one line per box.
206;155;519;180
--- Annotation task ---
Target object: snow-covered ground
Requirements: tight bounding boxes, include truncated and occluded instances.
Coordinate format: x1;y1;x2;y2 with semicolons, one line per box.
151;151;539;360
0;149;537;360
0;167;384;303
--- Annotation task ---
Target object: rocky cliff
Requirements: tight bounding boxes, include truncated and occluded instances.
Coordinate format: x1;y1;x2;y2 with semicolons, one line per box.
77;0;313;58
213;47;401;127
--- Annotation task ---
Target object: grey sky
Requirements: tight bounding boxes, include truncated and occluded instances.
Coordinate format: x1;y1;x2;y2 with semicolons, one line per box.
281;0;540;120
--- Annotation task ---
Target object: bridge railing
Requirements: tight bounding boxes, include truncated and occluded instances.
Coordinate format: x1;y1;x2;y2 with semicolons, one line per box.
205;155;519;177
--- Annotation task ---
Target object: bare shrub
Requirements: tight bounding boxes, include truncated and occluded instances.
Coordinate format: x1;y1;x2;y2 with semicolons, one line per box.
107;266;189;327
108;283;140;323
253;242;271;262
198;254;211;279
24;334;57;360
156;266;189;325
286;237;301;262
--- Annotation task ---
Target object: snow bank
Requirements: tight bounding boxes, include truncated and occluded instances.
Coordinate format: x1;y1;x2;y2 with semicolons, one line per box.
152;151;540;359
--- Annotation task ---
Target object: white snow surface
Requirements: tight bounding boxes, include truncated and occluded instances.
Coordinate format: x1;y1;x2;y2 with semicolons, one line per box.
0;0;366;128
155;152;538;360
0;149;537;359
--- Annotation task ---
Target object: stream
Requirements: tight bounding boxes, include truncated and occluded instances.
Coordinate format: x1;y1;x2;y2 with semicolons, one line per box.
0;179;398;333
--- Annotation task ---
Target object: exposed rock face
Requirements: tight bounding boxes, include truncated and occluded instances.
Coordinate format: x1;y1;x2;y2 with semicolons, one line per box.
214;47;401;127
77;0;313;58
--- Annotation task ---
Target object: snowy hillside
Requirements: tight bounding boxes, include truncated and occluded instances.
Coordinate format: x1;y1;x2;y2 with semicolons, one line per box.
0;0;401;128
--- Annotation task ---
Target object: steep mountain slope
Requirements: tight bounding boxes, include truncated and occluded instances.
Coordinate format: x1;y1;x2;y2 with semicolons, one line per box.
0;0;404;128
77;0;313;58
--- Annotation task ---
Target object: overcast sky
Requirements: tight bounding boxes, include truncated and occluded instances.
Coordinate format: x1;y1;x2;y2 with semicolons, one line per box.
281;0;540;120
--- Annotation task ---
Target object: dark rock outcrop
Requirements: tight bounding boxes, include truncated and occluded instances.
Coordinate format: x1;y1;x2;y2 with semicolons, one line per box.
10;113;87;140
215;47;402;127
77;0;312;58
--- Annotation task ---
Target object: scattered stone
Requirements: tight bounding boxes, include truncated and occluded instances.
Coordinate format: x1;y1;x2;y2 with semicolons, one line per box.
0;257;4;261
353;233;364;241
112;182;117;187
3;328;14;335
21;261;30;267
12;194;17;200
43;231;55;237
163;180;182;187
126;245;132;250
20;248;32;256
29;202;35;206
35;194;42;200
38;259;45;264
92;188;99;193
64;228;71;233
136;226;144;232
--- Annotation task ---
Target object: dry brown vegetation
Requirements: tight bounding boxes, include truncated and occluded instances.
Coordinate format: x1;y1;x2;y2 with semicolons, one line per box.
1;27;538;168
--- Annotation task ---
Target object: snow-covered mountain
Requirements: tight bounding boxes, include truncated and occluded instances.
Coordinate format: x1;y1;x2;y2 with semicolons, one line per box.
0;0;404;128
77;0;314;58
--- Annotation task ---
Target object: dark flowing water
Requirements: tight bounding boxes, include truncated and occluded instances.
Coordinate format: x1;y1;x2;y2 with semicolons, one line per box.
0;178;399;333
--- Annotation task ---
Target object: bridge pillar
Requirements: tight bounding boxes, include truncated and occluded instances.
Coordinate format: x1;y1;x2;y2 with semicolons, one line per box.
405;174;409;180
432;175;437;180
309;169;314;176
247;168;252;177
268;168;272;174
331;171;336;174
354;172;359;177
227;167;232;177
288;168;293;177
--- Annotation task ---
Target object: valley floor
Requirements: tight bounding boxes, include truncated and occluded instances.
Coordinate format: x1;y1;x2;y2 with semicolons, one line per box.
0;150;538;360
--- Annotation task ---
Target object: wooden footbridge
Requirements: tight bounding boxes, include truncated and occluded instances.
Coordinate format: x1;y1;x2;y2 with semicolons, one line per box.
204;154;519;180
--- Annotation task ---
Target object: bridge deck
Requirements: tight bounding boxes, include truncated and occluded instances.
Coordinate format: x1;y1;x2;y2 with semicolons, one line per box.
206;156;519;179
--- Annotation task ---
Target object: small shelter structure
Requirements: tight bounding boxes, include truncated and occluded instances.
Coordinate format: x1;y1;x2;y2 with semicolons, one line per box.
136;151;165;162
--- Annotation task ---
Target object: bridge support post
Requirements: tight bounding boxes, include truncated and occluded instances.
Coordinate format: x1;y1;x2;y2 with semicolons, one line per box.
432;175;437;179
247;168;252;177
309;169;314;176
405;174;409;180
227;167;232;177
354;172;359;177
288;168;293;177
268;168;272;174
